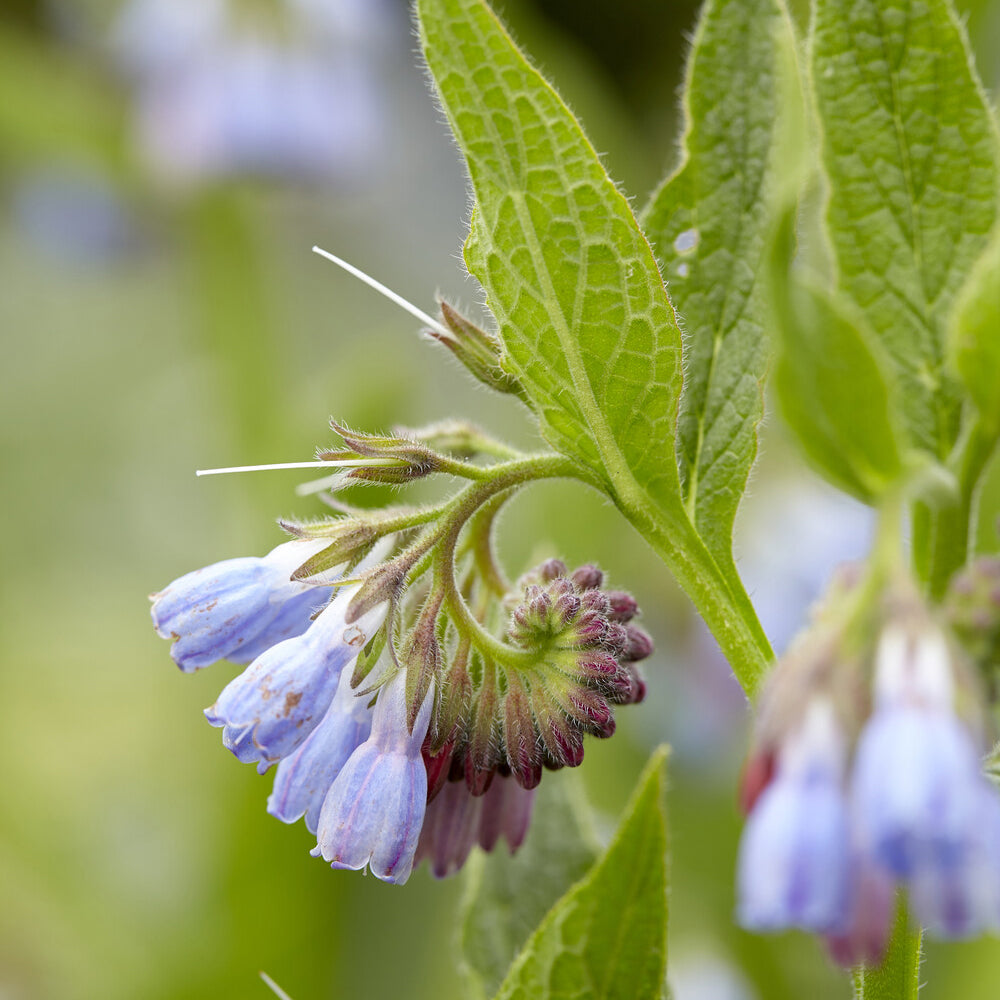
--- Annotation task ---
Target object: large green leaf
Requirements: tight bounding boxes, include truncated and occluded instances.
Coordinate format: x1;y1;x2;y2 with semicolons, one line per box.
491;747;670;1000
641;0;796;570
417;0;684;512
457;774;601;1000
418;0;773;699
811;0;999;460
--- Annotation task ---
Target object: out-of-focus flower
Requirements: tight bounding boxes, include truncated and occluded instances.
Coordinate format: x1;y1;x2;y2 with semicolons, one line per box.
737;604;1000;960
737;699;851;932
112;0;393;185
150;537;330;672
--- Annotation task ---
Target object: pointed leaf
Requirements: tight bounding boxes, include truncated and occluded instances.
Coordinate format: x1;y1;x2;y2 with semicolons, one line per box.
417;0;684;512
491;747;670;1000
811;0;999;459
458;774;601;1000
852;899;922;1000
641;0;797;569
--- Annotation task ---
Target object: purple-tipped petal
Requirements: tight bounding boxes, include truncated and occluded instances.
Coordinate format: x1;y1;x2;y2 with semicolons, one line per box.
267;668;375;832
316;673;434;884
205;595;385;767
150;538;329;672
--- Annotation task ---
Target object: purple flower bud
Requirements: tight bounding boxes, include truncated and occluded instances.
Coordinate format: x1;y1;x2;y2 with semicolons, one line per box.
266;668;374;833
606;591;638;623
204;593;385;768
316;671;434;884
150;538;330;672
415;779;484;878
622;625;654;663
538;559;566;582
570;564;604;591
737;701;852;932
478;774;535;852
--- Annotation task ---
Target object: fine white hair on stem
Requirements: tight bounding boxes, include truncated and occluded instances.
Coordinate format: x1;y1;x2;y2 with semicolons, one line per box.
196;459;403;477
311;245;451;339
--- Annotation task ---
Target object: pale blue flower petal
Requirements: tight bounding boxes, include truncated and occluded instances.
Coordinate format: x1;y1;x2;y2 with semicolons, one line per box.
150;539;329;672
737;770;852;932
205;600;384;767
316;672;434;884
267;669;374;832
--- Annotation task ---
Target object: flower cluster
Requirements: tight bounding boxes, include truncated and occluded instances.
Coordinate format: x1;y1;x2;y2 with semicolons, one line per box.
151;502;651;883
737;610;1000;962
420;558;651;799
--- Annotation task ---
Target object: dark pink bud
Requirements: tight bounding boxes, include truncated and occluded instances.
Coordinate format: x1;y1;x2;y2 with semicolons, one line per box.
623;625;653;662
571;564;604;590
606;591;639;623
574;610;608;644
539;559;567;582
579;589;611;615
552;591;581;627
575;652;620;679
503;680;543;790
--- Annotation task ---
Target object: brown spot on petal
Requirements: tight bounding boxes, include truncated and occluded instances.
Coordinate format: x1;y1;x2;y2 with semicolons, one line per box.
343;625;366;647
283;691;302;717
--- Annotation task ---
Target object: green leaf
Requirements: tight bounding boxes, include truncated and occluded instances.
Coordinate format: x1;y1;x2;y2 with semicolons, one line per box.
852;898;922;1000
768;208;903;503
458;774;601;1000
417;0;684;512
640;0;797;570
418;0;773;701
491;747;670;1000
949;222;1000;436
811;0;1000;460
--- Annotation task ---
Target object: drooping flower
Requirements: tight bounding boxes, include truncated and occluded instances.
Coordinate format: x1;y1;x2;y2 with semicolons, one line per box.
267;666;375;833
150;538;330;672
737;603;1000;958
204;591;385;771
737;699;852;932
316;671;433;883
852;624;986;879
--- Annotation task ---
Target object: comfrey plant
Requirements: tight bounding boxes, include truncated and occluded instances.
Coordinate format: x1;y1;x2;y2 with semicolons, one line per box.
151;0;1000;995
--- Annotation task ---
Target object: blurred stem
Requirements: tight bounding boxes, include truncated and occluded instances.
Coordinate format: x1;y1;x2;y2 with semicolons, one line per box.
912;418;996;599
852;896;922;1000
186;187;287;463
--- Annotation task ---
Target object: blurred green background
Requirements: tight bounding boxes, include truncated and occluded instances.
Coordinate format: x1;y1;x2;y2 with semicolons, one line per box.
1;1;999;998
